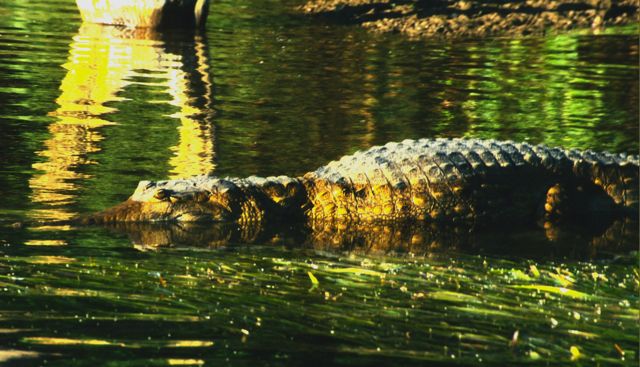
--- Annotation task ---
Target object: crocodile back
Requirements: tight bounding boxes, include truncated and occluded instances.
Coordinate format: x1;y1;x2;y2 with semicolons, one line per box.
303;138;639;224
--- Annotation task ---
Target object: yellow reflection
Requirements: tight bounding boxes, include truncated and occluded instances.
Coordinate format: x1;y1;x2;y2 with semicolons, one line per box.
29;24;216;223
167;340;215;347
167;359;206;366
48;288;100;297
0;329;31;334
29;123;101;222
26;256;75;264
23;240;68;247
23;337;214;353
0;350;40;363
29;225;73;232
23;337;115;346
166;34;215;178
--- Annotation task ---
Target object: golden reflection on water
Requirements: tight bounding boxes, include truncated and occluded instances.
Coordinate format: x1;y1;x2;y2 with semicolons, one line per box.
23;337;114;346
23;336;214;350
23;240;68;247
167;359;206;366
28;24;215;224
0;350;40;364
166;35;215;179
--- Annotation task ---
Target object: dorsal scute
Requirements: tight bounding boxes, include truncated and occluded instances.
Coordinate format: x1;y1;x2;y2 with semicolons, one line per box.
305;139;638;213
513;142;540;166
308;138;547;185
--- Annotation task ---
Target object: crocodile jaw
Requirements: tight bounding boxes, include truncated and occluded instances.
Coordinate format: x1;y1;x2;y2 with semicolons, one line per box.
84;179;235;223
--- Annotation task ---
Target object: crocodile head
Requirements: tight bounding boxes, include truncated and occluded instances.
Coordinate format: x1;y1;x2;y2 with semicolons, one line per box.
84;177;245;224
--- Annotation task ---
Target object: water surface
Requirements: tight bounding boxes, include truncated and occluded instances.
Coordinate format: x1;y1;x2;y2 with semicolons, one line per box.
0;0;637;365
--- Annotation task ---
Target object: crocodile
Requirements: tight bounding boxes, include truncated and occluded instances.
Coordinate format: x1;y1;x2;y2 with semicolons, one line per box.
80;138;638;231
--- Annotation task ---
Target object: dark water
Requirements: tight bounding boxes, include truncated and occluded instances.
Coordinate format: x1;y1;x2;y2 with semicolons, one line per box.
0;0;638;365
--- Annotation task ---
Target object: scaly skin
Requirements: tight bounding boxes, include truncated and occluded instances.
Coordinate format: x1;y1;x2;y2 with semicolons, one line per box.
82;138;639;228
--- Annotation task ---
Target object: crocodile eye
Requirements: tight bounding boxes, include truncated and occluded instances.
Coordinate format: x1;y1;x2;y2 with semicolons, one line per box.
262;181;289;204
285;182;299;196
153;189;169;201
264;182;284;196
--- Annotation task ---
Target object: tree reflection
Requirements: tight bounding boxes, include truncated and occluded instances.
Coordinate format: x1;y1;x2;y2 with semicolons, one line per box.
29;24;216;225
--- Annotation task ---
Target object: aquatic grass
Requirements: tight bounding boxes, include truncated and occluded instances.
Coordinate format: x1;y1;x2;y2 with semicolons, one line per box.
509;285;592;300
0;246;637;365
0;245;637;364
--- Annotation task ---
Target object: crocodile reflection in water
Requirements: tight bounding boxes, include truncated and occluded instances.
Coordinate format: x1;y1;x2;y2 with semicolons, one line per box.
29;24;216;228
107;218;639;258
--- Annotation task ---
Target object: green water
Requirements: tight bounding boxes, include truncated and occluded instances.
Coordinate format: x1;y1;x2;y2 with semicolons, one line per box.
0;0;638;365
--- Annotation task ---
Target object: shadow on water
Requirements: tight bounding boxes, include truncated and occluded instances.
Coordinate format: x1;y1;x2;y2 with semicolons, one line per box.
27;24;217;227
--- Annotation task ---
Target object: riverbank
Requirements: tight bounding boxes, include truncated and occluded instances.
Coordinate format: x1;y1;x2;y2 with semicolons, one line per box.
300;0;639;38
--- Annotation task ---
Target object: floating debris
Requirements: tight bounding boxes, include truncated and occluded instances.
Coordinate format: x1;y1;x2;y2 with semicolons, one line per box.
308;271;319;286
570;345;581;361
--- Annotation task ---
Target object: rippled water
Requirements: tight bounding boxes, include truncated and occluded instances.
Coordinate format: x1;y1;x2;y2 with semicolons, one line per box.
0;0;638;365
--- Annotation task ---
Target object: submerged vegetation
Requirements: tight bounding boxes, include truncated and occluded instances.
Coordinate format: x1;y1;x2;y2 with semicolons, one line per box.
0;242;638;365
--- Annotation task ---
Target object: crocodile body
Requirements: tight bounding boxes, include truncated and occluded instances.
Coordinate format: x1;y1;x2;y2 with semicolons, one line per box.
84;138;639;228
